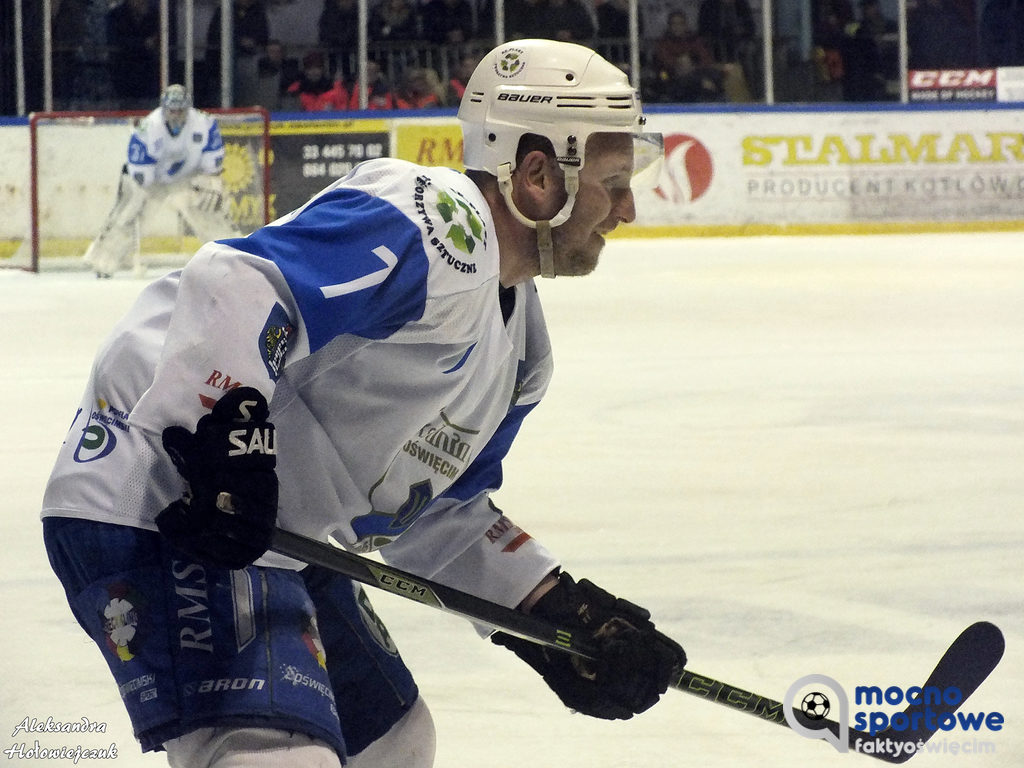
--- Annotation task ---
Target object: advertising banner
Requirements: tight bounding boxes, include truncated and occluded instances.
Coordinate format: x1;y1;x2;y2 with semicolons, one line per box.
270;119;390;216
637;109;1024;233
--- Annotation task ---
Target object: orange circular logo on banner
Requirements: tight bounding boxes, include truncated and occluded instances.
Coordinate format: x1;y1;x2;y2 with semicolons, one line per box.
656;134;714;204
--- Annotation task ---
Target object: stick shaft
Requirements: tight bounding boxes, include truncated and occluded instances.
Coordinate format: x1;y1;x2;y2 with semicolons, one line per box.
271;528;793;716
270;527;1001;764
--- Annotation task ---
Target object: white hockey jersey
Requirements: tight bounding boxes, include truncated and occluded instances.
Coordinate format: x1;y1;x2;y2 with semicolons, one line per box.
42;159;560;609
126;106;225;188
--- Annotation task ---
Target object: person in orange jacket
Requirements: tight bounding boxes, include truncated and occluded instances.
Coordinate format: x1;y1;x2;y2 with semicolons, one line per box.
287;50;350;111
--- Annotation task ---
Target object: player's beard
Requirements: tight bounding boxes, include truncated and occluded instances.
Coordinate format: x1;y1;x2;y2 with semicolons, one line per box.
550;229;604;276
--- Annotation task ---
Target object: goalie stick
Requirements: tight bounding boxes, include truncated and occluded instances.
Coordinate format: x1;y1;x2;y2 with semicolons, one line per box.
270;528;1004;763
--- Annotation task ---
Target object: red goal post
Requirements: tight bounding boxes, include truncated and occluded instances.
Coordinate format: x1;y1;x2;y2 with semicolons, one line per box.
20;106;271;273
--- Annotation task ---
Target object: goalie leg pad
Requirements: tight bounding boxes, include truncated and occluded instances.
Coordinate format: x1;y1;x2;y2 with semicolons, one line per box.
83;171;148;275
43;517;347;760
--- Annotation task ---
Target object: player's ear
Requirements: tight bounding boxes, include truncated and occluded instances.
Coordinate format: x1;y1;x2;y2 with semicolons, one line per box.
513;150;563;219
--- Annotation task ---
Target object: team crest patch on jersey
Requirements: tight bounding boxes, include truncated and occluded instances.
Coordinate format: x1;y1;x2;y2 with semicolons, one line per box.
413;175;484;275
100;582;146;663
259;303;295;381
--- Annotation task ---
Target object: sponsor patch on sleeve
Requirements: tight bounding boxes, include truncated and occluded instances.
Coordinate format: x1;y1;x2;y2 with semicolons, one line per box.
259;303;295;381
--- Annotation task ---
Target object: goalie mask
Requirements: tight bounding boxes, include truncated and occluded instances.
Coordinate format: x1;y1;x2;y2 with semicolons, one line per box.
161;84;191;137
457;39;662;276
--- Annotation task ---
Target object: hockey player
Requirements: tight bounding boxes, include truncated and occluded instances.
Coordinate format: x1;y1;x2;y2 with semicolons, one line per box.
42;40;686;767
83;84;240;278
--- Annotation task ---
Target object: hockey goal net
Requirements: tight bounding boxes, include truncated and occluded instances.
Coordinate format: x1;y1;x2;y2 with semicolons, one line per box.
14;107;271;273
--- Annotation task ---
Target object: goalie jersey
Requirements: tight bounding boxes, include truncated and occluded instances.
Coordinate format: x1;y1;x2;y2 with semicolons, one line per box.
42;158;560;609
127;105;225;187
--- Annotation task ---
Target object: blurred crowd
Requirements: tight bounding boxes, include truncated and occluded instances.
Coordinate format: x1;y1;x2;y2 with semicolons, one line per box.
10;0;1024;114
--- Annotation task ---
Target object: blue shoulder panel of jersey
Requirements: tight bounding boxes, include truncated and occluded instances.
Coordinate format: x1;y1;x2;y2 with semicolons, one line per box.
223;187;429;353
127;134;156;165
204;121;224;152
441;400;538;502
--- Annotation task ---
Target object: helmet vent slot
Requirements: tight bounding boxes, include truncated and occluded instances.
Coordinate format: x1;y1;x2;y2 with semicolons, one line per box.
555;96;634;110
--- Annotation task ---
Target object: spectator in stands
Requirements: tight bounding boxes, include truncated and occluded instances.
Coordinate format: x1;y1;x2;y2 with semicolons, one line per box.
540;0;597;42
287;50;350;111
662;51;727;101
369;0;421;43
654;10;716;73
421;0;476;45
256;39;300;110
348;59;395;109
502;0;550;39
596;0;633;39
860;0;898;79
838;0;891;100
447;52;480;103
394;67;447;108
595;0;638;63
52;0;90;107
106;0;161;106
812;0;854;85
698;0;758;94
205;0;270;106
652;11;749;101
320;0;360;82
979;0;1024;65
906;0;977;68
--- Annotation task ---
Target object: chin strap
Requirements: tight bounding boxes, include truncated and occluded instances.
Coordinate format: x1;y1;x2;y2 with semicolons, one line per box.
496;161;580;279
535;221;555;278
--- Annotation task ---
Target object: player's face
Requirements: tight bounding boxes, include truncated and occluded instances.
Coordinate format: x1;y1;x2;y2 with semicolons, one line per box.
164;107;187;137
550;132;637;276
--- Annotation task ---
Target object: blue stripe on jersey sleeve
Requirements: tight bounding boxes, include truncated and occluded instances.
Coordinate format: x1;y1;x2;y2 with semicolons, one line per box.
441;401;538;501
204;121;224;152
127;134;156;165
223;187;429;352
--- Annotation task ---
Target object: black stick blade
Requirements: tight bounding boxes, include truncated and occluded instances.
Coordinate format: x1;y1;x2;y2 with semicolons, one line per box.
846;621;1005;763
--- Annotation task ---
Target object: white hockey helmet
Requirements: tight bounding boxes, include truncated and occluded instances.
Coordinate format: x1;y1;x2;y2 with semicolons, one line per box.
457;40;661;276
161;84;191;136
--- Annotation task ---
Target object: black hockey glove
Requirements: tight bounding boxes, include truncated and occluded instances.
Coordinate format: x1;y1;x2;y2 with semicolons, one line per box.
492;572;686;720
157;387;278;570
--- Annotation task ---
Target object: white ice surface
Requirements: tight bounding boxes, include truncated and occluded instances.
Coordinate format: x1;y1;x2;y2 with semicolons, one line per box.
2;233;1021;767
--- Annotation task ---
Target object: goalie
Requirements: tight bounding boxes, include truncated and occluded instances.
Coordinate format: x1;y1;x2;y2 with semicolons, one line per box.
83;84;240;278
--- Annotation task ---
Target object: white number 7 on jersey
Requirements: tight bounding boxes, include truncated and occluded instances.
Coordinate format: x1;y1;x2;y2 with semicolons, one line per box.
319;245;398;298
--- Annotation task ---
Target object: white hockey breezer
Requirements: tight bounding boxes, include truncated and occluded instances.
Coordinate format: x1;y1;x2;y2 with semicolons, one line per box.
457;39;663;277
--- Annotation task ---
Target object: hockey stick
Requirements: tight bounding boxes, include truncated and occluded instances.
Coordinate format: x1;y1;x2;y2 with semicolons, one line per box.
270;528;1004;763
